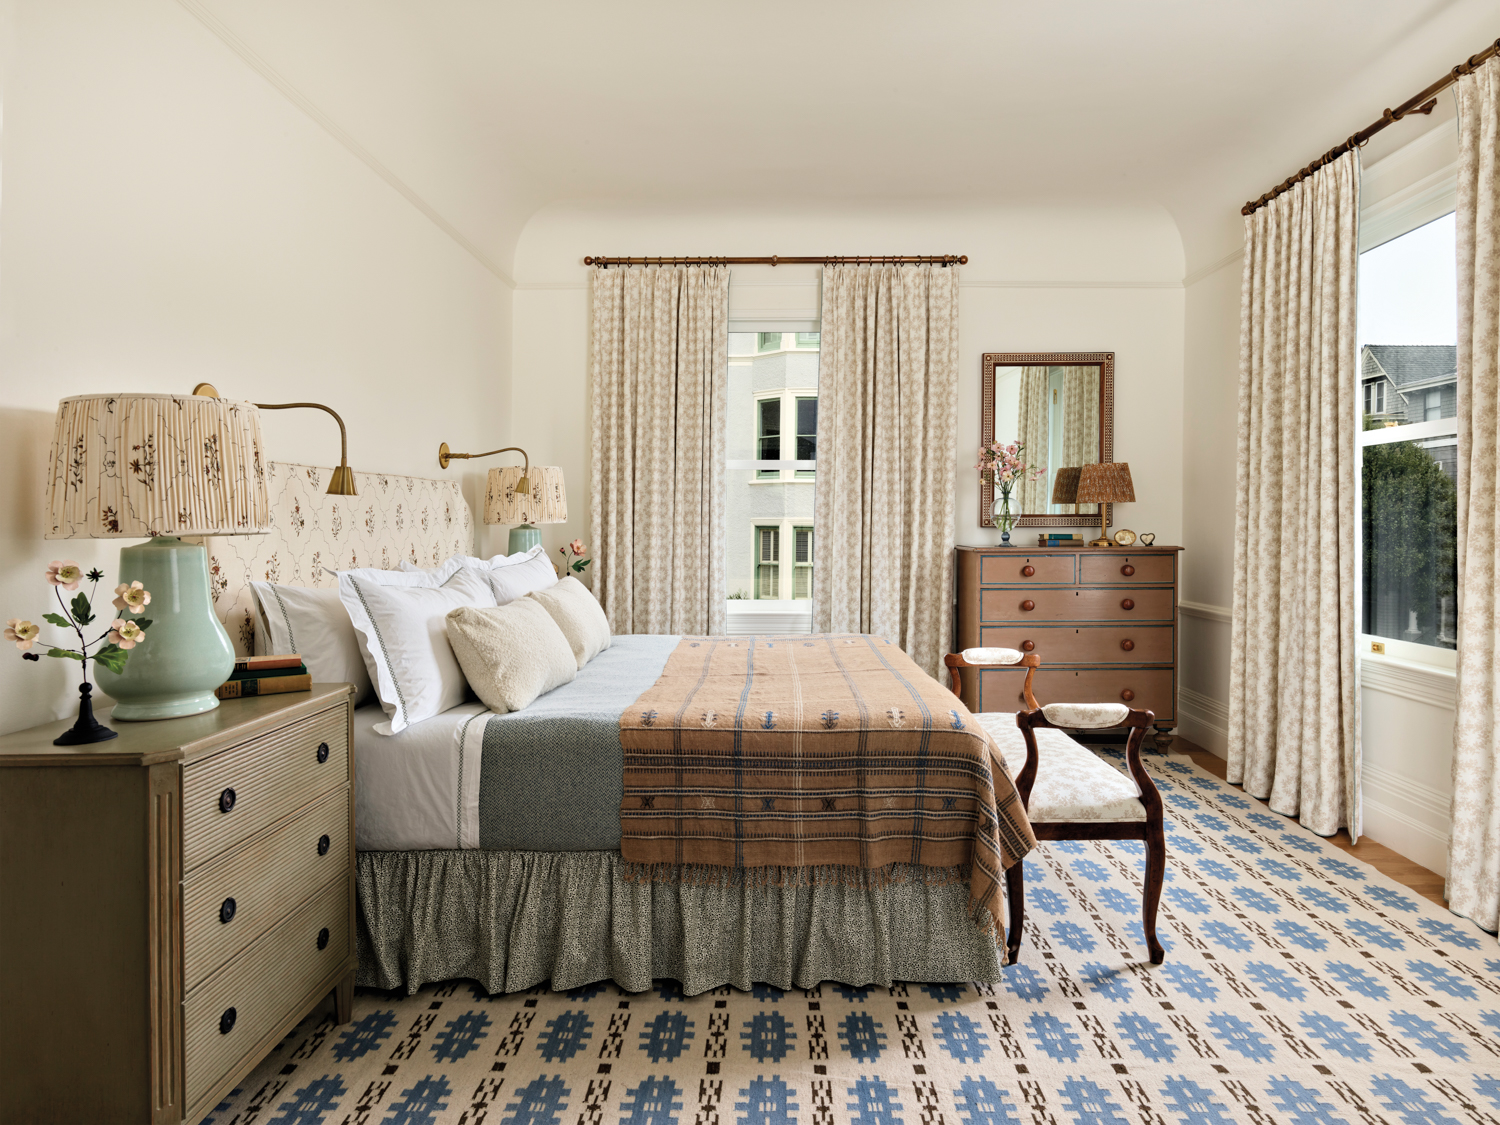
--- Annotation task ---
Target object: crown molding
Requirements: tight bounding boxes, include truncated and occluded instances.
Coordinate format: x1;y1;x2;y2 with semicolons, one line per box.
1182;247;1244;288
175;0;514;288
959;278;1182;290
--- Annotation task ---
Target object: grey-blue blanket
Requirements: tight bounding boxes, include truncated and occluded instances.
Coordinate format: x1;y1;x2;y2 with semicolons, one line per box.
477;634;679;851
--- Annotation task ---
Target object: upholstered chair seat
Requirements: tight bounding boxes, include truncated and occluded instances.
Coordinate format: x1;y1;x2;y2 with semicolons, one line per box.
975;713;1146;823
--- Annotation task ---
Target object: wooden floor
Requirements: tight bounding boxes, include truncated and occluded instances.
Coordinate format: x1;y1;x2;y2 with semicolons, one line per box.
1171;735;1447;907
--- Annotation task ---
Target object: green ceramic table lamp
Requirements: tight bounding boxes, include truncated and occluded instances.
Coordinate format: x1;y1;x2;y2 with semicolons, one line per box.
44;393;273;721
437;442;567;554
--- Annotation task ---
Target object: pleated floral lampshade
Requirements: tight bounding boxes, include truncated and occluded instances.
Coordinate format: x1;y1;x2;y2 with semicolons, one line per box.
43;394;271;722
484;465;566;554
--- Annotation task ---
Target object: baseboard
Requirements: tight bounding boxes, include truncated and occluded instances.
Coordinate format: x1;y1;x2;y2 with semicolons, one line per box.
1360;794;1449;877
1176;687;1228;758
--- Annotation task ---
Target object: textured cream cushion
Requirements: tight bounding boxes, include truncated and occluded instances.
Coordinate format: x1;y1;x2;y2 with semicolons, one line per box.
529;577;612;669
1042;702;1131;729
446;599;576;713
975;712;1146;823
961;647;1023;665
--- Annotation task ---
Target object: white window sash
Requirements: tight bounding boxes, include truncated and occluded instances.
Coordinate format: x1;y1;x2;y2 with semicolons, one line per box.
1358;417;1458;447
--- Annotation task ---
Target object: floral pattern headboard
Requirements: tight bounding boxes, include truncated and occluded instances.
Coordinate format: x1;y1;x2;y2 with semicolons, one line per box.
200;461;474;655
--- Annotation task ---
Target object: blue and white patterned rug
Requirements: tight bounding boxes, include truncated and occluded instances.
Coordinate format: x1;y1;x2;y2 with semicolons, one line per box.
205;753;1500;1125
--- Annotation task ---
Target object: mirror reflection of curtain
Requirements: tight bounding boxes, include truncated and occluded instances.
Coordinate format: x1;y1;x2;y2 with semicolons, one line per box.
1060;366;1100;513
1015;366;1050;513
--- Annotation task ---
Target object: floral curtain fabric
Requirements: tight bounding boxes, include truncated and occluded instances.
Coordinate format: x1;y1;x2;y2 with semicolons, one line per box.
1015;367;1051;514
590;266;729;635
1228;150;1361;839
813;264;960;679
1061;366;1101;514
1448;56;1500;933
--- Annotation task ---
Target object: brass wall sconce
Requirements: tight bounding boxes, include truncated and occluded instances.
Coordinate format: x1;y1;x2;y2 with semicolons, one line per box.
438;442;530;494
194;383;357;495
438;443;568;554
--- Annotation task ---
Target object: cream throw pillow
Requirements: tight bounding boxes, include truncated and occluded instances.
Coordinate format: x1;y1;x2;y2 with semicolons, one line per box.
529;577;612;669
446;599;576;713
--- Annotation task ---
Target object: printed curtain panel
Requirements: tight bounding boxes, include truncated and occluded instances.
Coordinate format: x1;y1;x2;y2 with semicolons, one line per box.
1449;55;1500;934
814;264;960;680
1229;150;1362;839
590;265;729;636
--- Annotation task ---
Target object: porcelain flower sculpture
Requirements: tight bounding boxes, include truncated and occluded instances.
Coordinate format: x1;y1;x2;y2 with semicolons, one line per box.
558;539;593;578
5;619;40;651
46;560;83;590
108;619;146;649
113;580;151;613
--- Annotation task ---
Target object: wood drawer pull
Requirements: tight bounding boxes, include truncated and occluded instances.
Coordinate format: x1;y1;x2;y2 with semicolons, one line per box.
219;897;236;925
1121;689;1135;702
1121;564;1135;576
218;787;236;814
219;1007;237;1035
318;833;331;857
1121;598;1135;611
1120;639;1134;652
1020;599;1035;612
316;741;330;764
1021;640;1035;652
1021;565;1035;577
317;926;331;952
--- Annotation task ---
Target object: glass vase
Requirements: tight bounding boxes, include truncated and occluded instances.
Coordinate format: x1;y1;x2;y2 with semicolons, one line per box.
993;491;1015;545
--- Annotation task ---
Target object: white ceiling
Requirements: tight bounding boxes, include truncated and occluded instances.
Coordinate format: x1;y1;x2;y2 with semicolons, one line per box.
193;0;1499;276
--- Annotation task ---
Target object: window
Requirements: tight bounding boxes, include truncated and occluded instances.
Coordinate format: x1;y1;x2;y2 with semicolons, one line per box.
1357;212;1458;661
794;397;817;479
795;332;820;348
757;332;782;352
757;398;781;479
755;526;780;598
793;527;814;599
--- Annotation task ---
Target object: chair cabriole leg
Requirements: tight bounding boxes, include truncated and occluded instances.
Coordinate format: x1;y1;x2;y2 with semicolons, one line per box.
1005;862;1025;965
1142;821;1166;963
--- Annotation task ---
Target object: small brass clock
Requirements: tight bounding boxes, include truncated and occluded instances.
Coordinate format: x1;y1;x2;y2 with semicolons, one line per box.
1113;528;1137;547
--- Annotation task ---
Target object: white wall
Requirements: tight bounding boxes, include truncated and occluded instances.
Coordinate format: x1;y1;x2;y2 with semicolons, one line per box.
510;202;1186;579
0;1;511;735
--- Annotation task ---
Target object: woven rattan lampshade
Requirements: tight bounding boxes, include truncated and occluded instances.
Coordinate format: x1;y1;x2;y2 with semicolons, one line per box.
45;394;271;539
484;465;567;526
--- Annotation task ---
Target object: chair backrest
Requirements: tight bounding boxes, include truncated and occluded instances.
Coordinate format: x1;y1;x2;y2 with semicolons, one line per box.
943;650;1041;710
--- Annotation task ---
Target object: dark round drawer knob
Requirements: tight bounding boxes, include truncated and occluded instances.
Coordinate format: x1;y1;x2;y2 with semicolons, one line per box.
1121;689;1135;702
1020;599;1035;612
1021;640;1035;652
317;834;331;857
1120;639;1135;652
219;897;236;925
316;742;330;764
1121;598;1135;611
219;1007;237;1035
1121;564;1135;577
317;926;330;951
218;788;236;814
1021;565;1035;577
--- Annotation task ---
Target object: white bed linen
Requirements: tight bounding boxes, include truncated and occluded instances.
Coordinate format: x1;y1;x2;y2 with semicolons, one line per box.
353;701;488;851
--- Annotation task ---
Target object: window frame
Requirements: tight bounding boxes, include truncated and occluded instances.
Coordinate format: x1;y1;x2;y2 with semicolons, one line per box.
792;526;814;600
754;525;781;599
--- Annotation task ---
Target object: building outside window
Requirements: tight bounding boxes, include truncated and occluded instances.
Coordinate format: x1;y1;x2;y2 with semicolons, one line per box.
1357;213;1458;660
793;527;814;600
755;526;780;599
757;398;781;480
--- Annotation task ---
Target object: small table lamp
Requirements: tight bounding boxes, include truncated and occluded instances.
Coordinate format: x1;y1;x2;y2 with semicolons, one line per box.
45;394;270;720
485;464;568;554
1075;462;1135;548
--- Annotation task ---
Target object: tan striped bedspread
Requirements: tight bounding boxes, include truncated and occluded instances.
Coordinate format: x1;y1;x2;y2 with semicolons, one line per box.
618;634;1036;937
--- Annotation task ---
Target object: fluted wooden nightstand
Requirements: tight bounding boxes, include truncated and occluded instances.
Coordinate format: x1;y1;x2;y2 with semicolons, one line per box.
0;683;355;1125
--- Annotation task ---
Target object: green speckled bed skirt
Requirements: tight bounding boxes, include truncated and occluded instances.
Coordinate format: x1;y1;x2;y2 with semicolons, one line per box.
356;850;1004;996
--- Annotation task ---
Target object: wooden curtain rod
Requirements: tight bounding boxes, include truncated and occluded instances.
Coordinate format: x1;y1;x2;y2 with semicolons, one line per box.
1243;36;1500;216
583;254;967;267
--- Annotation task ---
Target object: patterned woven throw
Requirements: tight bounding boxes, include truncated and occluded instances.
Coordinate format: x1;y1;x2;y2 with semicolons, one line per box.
618;634;1036;937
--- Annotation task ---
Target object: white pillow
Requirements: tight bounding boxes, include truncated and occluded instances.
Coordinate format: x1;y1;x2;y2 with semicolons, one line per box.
446;600;577;714
250;582;374;706
529;576;611;669
401;546;558;606
338;562;496;735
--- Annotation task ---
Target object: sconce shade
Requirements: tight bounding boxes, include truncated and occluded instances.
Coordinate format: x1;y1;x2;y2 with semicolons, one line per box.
45;394;271;539
1050;466;1082;505
484;465;567;526
1074;462;1135;506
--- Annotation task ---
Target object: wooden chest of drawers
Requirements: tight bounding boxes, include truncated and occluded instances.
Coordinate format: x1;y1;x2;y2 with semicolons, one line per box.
955;545;1182;734
0;684;356;1125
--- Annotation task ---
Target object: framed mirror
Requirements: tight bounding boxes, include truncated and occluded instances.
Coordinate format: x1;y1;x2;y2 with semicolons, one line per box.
980;352;1114;527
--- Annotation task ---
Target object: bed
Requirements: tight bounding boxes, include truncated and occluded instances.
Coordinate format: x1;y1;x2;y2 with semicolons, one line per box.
204;464;1033;996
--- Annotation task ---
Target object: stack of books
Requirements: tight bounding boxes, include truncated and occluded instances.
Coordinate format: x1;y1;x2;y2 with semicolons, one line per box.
216;654;311;700
1038;533;1083;546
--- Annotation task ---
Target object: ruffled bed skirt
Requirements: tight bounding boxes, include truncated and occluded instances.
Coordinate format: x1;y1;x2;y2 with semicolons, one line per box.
357;850;1004;996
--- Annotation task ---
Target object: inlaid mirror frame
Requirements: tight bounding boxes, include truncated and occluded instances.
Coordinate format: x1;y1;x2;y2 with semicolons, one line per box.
979;351;1115;528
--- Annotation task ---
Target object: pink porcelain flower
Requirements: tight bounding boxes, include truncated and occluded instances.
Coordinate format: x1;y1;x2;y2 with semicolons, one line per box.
46;561;83;590
569;539;586;556
5;619;40;651
108;619;145;650
113;581;151;613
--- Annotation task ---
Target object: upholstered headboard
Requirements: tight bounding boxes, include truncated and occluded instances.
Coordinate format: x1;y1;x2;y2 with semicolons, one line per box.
202;461;474;655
